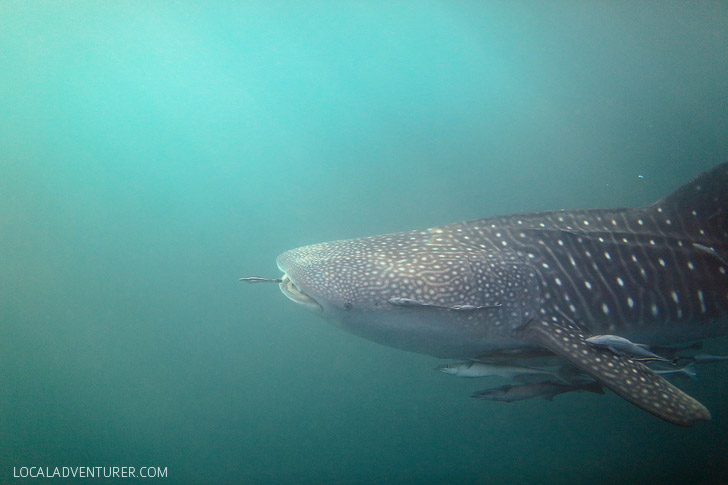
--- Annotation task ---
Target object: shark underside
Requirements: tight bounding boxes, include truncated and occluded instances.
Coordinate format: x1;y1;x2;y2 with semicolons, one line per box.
249;162;728;426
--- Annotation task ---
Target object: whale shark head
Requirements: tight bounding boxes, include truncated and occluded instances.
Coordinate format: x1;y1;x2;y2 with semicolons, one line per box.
276;238;382;318
275;229;541;357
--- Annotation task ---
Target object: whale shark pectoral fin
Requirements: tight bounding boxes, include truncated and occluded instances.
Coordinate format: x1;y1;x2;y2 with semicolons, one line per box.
517;318;711;427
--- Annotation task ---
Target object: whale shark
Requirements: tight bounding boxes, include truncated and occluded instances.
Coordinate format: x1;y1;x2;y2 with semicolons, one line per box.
252;162;728;426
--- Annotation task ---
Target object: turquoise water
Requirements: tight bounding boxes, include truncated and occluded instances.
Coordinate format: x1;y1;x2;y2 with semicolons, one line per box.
2;1;728;483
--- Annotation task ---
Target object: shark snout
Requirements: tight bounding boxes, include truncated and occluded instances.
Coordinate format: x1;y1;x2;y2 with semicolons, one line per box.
276;252;324;314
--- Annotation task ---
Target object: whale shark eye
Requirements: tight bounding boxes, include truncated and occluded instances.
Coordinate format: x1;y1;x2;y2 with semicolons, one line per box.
344;302;353;310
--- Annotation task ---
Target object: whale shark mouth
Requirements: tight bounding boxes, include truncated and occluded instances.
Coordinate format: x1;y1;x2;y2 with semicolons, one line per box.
279;274;323;313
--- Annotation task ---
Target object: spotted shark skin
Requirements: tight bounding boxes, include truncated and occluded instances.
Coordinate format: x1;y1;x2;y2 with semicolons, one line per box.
274;163;728;426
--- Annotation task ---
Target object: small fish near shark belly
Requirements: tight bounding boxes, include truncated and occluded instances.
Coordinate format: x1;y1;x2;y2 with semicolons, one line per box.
472;380;605;402
246;162;728;426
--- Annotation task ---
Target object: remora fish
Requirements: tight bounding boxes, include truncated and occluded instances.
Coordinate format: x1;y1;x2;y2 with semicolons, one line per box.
436;361;558;380
690;353;728;364
585;334;669;361
255;163;728;426
652;363;697;379
471;381;604;402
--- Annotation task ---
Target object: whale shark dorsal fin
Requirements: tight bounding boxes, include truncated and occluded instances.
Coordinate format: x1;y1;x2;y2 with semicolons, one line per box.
518;317;711;427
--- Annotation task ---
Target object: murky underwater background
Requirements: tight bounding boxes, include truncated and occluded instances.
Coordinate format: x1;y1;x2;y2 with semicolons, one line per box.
2;1;728;483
